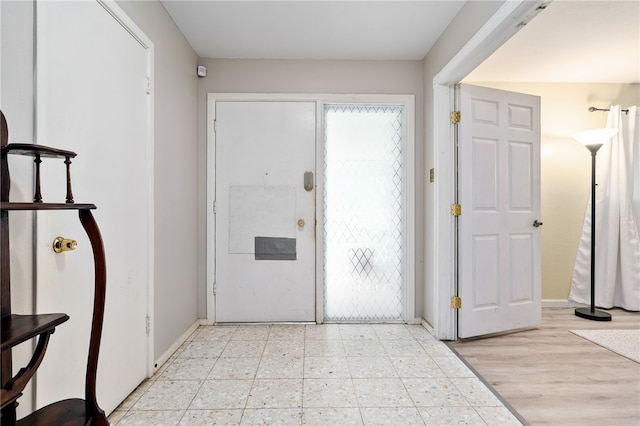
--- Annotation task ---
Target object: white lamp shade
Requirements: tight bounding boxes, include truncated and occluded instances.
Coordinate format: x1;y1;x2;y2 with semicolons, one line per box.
572;128;618;146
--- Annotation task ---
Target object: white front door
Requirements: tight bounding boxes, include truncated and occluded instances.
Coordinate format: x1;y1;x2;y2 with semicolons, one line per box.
35;0;151;414
214;101;316;322
457;84;541;338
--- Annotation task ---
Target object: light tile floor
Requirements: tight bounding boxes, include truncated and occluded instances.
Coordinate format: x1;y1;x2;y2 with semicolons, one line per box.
108;324;521;425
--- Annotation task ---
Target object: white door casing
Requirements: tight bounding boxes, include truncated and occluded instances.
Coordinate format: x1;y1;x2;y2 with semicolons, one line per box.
35;0;153;414
457;84;541;338
214;101;316;322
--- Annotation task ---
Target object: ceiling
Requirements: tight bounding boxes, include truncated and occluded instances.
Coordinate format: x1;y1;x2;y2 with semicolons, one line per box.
466;0;639;83
161;0;465;60
161;0;639;83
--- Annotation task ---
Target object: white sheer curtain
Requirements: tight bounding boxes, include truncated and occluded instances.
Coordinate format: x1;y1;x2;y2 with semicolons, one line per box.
570;105;640;311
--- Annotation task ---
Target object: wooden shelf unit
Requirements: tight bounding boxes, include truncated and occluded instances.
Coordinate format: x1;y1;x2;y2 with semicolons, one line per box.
1;110;109;425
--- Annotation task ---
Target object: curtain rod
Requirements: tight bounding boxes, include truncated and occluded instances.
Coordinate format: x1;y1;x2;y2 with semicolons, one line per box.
589;106;629;114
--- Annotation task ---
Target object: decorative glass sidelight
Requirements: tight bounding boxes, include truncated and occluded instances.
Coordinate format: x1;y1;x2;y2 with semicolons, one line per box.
323;105;404;321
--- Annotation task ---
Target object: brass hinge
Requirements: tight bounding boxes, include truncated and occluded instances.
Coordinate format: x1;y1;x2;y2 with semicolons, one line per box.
451;204;462;216
450;111;460;124
451;296;462;309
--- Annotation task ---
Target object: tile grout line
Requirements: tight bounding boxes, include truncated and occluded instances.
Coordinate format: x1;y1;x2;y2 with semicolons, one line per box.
338;324;364;424
300;327;307;426
238;326;269;424
177;326;230;424
347;334;367;425
394;325;427;425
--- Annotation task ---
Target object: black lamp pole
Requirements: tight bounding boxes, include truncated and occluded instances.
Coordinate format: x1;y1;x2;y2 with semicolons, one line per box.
575;143;612;321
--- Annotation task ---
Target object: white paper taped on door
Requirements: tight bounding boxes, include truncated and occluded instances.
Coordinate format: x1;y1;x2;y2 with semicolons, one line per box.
229;185;296;254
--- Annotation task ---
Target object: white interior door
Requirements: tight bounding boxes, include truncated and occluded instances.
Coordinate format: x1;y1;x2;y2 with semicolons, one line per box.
35;0;151;414
458;84;541;338
214;101;316;322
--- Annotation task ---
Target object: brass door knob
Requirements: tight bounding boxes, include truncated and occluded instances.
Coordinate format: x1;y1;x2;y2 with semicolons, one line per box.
297;219;305;227
53;237;77;253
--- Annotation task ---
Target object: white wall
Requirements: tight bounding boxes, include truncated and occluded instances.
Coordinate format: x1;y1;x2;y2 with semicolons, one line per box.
116;0;200;360
463;82;640;300
1;0;37;415
197;58;426;317
422;1;506;327
1;1;34;143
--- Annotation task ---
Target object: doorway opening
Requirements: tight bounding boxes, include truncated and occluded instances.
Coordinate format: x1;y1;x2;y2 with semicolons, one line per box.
431;0;545;339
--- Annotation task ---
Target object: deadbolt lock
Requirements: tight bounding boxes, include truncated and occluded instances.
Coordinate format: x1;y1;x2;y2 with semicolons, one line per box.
53;237;77;253
303;171;314;191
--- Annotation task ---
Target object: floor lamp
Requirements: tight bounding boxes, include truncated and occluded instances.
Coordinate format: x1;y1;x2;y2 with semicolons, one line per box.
572;128;618;321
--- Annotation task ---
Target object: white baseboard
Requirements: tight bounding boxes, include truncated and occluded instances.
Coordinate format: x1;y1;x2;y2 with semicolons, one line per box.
153;320;200;375
542;299;588;308
420;319;435;336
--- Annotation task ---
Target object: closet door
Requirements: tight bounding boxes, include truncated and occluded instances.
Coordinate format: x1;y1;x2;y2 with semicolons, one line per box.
35;0;152;414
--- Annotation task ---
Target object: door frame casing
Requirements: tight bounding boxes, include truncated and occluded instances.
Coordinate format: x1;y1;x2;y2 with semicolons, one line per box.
206;93;415;324
431;0;546;339
99;0;156;381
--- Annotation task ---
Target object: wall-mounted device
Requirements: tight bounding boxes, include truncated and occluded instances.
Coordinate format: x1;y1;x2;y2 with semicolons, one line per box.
197;65;207;78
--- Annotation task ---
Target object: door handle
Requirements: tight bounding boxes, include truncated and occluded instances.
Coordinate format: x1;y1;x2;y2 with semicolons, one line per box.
53;236;77;253
298;219;305;228
533;220;543;228
304;171;314;191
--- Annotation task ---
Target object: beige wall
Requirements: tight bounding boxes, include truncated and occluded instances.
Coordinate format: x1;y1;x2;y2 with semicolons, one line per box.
422;0;506;326
462;82;640;299
117;1;200;360
197;58;425;317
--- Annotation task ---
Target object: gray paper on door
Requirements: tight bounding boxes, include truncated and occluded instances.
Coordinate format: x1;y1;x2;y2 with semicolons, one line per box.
255;236;296;260
229;185;296;254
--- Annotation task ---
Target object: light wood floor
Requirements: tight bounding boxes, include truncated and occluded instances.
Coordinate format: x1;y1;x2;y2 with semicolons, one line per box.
450;308;640;425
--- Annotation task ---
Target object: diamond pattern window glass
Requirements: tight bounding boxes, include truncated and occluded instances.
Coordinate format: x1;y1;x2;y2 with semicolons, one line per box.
323;105;404;321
